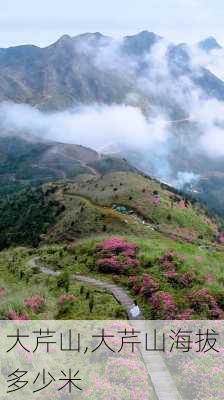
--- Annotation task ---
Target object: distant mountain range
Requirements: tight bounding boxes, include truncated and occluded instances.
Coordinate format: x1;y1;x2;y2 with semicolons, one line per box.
1;31;224;215
0;31;223;111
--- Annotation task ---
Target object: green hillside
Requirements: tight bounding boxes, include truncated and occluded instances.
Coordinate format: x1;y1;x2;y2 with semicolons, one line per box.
0;170;224;320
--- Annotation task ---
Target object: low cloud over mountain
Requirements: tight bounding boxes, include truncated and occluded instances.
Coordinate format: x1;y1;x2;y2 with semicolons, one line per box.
1;31;224;197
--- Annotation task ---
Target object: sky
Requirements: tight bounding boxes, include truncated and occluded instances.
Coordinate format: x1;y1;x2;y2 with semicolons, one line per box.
0;0;224;48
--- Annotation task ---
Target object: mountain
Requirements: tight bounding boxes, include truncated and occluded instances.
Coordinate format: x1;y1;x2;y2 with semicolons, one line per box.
2;167;224;321
0;135;136;195
0;168;220;249
121;31;162;55
0;31;224;111
1;32;224;215
198;36;222;51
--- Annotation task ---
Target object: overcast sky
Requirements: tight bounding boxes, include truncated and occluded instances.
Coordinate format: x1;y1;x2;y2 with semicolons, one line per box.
1;0;224;48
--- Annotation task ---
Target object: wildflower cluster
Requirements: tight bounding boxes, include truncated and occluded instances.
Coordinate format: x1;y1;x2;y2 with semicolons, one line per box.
86;320;152;399
157;250;184;271
24;295;45;313
95;237;139;274
7;310;28;320
189;289;224;319
150;291;176;319
58;294;77;305
128;274;159;296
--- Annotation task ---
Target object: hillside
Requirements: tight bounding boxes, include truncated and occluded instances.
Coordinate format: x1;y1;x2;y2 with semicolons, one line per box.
0;135;136;195
0;170;221;249
1;170;224;320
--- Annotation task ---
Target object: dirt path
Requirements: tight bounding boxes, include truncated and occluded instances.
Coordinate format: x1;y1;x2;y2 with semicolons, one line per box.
27;257;140;320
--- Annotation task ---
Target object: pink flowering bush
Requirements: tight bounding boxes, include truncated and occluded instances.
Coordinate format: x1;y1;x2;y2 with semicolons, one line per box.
24;295;45;313
95;237;139;274
105;358;149;389
128;274;159;297
152;195;161;205
217;232;224;244
178;272;197;288
157;250;185;272
164;270;198;289
189;289;224;319
58;294;77;305
96;256;139;274
86;327;153;400
150;291;176;319
177;308;194;320
203;274;214;283
57;294;77;319
7;310;28;320
195;255;204;263
96;237;137;253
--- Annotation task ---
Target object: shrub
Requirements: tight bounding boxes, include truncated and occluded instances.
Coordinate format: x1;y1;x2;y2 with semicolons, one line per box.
128;274;159;298
96;237;139;274
177;309;194;320
80;285;84;295
89;296;94;313
112;275;121;284
24;295;45;313
96;237;137;253
7;310;28;320
57;270;70;293
157;250;184;271
178;272;197;288
96;256;139;274
57;294;77;318
58;294;77;305
189;289;224;319
114;305;127;318
150;291;176;319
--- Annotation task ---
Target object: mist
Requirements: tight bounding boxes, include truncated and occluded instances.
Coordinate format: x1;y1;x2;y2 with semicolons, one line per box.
2;34;224;189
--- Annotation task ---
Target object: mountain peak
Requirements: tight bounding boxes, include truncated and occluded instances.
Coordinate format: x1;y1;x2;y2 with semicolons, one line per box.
122;30;162;55
54;34;73;46
125;30;162;42
198;36;222;51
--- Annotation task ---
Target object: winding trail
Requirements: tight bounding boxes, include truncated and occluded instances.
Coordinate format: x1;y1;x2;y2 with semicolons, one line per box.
27;257;182;400
27;257;140;320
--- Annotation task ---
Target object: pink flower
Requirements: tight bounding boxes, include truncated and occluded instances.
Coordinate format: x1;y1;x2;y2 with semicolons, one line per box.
96;237;139;274
139;274;160;296
164;271;177;279
24;295;45;313
152;195;161;205
178;272;196;287
203;274;214;283
177;309;194;320
217;232;224;244
96;237;137;252
189;289;224;319
58;294;77;305
150;291;176;319
128;274;159;297
7;310;28;320
195;255;204;263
